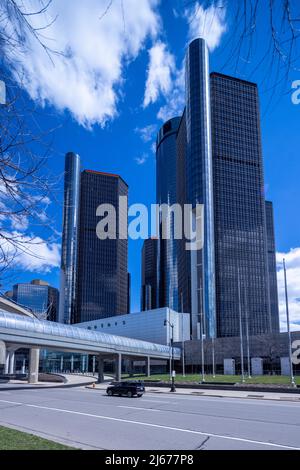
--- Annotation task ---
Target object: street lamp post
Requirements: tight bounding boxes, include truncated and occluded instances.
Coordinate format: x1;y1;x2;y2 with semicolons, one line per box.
181;292;186;377
212;337;216;378
164;319;176;392
244;289;251;379
283;259;296;388
238;270;245;383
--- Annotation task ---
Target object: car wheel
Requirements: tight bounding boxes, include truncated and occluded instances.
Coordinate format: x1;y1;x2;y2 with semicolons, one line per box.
127;391;133;398
107;390;113;396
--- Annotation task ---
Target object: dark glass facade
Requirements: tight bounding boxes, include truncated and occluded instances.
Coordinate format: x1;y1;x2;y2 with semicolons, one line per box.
156;39;280;339
156;117;181;311
141;238;159;311
265;201;280;333
210;72;272;337
75;170;128;323
176;111;192;320
59;152;81;324
13;281;59;321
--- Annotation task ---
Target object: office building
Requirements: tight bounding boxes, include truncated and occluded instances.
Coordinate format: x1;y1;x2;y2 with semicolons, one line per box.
13;280;59;321
154;38;279;339
210;72;272;337
141;237;159;311
184;39;216;339
59;152;81;324
156;117;181;311
265;201;280;333
75;170;128;323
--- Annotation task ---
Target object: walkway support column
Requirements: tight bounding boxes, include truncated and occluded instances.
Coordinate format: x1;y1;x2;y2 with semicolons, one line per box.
8;351;15;375
28;348;40;384
129;359;134;377
0;341;6;373
116;354;122;382
4;351;9;375
146;356;151;377
98;356;104;383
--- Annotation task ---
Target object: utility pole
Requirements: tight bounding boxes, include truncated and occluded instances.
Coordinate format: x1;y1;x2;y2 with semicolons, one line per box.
283;259;296;388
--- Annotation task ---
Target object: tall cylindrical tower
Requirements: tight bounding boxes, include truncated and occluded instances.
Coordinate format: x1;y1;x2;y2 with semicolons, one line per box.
185;38;216;338
59;152;81;324
156;117;181;311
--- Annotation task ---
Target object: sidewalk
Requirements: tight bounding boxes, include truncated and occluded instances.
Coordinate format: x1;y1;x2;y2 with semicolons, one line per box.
0;374;97;391
86;383;300;403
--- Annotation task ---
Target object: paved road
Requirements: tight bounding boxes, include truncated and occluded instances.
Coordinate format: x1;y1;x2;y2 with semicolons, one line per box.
0;386;300;450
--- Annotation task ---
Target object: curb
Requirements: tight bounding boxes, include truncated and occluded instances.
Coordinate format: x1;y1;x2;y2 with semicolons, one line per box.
85;385;300;403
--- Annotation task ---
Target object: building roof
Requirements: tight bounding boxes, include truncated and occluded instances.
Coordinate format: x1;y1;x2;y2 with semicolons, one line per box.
83;170;128;187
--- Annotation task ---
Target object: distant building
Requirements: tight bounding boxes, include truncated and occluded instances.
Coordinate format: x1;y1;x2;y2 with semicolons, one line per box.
127;272;131;314
156;117;181;311
13;280;59;321
75;170;128;323
4;291;13;298
141;238;159;311
265;201;280;333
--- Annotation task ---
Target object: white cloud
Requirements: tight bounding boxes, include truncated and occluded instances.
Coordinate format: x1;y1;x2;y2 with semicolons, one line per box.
155;3;227;122
143;41;175;107
10;215;30;232
135;153;149;165
277;248;300;332
4;0;161;128
185;1;227;51
135;124;157;142
0;232;60;273
157;66;185;122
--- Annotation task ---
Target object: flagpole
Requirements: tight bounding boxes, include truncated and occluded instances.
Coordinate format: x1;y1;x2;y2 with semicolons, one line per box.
283;259;296;388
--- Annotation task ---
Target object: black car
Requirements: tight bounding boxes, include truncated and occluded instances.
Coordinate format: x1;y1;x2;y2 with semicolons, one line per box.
106;381;145;398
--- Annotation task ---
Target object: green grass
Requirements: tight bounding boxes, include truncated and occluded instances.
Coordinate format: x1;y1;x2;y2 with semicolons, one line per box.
0;426;76;450
122;373;300;386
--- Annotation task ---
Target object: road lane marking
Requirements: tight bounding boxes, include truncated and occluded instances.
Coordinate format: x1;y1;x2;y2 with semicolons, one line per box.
140;399;172;404
118;406;161;412
0;399;299;450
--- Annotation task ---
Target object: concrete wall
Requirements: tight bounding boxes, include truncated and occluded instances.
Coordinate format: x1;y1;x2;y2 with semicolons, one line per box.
181;331;300;371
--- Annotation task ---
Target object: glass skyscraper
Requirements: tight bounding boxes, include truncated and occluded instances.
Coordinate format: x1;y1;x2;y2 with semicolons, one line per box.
210;72;272;337
141;237;159;311
59;152;81;324
153;37;279;339
75;170;128;323
13;280;59;321
185;38;216;339
156;117;181;311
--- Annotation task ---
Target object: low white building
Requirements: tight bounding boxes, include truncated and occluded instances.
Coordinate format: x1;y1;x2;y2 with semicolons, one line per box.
77;308;190;346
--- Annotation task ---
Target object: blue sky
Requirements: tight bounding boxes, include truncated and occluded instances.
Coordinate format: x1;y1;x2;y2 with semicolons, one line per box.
2;1;300;329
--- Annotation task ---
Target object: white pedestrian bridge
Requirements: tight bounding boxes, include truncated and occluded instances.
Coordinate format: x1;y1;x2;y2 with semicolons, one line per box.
0;311;181;384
